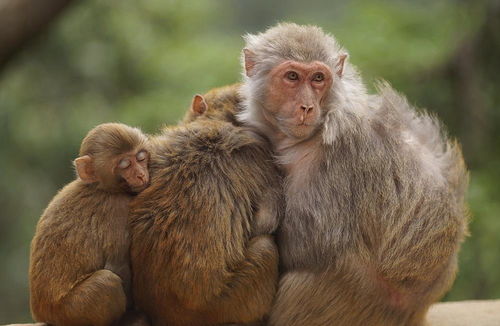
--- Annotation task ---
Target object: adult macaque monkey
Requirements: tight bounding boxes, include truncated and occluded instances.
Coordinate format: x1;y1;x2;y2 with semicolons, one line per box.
129;88;281;326
30;123;151;326
240;23;469;326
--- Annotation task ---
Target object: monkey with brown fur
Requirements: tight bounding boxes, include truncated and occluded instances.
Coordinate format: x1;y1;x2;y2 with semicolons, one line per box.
30;123;151;326
183;83;242;125
238;23;469;326
129;86;281;326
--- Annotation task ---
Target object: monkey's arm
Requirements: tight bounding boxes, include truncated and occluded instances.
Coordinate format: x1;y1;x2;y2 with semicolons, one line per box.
252;188;281;236
210;235;279;323
57;269;127;326
30;211;127;325
32;254;127;326
166;230;278;324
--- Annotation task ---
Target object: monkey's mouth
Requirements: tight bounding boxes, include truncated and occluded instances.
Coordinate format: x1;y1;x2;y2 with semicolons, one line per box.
295;119;318;127
292;114;318;127
129;182;150;194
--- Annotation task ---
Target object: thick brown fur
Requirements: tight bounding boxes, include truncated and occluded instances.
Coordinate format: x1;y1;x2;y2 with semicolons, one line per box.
238;23;469;326
129;85;281;326
183;84;242;125
29;123;150;326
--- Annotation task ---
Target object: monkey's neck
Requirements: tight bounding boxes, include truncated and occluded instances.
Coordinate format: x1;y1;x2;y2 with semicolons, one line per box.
243;103;323;173
79;181;132;206
241;97;323;171
275;132;322;175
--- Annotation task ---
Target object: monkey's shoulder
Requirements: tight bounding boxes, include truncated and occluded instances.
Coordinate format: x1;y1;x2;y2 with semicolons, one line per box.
152;121;272;170
131;122;278;224
37;180;129;231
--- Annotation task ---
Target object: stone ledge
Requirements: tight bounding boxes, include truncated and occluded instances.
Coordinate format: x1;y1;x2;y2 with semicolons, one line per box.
427;300;500;326
4;300;500;326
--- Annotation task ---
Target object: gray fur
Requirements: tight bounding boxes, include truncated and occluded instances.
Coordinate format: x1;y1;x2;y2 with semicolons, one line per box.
239;23;469;326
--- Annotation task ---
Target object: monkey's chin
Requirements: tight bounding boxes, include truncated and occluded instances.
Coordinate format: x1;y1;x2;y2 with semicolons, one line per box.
129;183;149;194
283;124;318;141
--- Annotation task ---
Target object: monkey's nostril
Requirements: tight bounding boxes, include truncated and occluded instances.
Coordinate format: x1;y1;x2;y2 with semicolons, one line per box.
300;105;314;114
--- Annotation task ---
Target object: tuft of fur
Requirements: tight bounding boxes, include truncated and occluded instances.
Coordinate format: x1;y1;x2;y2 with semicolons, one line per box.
129;87;282;326
238;23;469;326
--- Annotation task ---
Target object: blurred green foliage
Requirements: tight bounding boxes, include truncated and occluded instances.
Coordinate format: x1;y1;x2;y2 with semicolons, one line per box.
0;0;499;323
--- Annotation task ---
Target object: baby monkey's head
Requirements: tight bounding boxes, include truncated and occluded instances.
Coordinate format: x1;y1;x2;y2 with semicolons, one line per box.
183;84;242;125
75;123;150;194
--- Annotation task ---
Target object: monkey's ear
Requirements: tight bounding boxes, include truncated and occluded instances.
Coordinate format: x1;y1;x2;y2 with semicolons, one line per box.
191;94;208;116
74;155;97;183
335;53;348;77
243;48;257;77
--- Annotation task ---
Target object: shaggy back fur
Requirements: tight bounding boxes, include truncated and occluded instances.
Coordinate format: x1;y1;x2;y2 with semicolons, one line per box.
129;87;282;326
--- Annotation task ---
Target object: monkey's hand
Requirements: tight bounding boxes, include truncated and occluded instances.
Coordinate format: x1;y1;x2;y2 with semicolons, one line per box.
252;190;281;236
209;235;279;324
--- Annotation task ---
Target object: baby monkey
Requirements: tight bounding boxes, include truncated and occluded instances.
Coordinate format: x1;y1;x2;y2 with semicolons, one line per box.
30;123;150;326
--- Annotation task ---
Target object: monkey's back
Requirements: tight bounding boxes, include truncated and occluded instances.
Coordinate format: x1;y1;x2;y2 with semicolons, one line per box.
29;181;131;323
129;120;280;325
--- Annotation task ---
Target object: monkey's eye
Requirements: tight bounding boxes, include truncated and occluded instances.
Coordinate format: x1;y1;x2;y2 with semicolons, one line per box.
313;73;325;82
286;71;299;81
136;150;147;162
118;159;131;169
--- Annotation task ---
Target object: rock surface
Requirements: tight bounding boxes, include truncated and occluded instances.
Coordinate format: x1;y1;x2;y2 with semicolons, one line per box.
3;324;46;326
4;300;500;326
427;300;500;326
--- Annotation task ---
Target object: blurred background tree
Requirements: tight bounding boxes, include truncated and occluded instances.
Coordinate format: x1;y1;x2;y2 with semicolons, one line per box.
0;0;498;323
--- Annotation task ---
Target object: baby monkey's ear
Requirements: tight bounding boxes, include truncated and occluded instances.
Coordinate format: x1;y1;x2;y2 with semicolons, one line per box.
191;94;208;116
74;155;98;183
